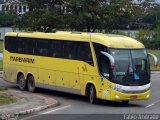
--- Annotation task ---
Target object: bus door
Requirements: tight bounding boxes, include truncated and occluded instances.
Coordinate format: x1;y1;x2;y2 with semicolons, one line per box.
100;56;111;100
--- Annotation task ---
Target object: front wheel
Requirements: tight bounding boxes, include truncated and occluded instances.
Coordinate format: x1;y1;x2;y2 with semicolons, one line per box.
27;76;36;92
89;85;97;104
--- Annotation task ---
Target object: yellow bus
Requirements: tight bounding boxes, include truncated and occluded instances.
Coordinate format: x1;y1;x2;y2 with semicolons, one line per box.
3;31;158;104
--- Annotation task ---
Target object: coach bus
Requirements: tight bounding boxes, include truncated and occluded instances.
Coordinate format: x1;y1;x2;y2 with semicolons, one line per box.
3;31;158;104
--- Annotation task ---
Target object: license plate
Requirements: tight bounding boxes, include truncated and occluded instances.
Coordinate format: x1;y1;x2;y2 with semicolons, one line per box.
130;95;137;100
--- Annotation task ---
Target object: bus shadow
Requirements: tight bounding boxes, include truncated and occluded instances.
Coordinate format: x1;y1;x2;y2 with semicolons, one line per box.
35;87;144;108
97;99;144;108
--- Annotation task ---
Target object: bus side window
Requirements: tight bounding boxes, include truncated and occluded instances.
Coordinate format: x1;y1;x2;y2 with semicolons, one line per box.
63;41;77;59
24;39;36;55
5;37;13;52
13;38;24;53
77;42;93;66
35;39;49;57
50;40;62;58
5;37;25;54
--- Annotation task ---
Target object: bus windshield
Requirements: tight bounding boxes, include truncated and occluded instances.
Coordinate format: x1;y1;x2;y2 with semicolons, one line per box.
109;49;150;86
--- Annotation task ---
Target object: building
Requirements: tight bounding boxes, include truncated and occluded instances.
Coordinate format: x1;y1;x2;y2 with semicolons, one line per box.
132;0;160;4
0;0;29;14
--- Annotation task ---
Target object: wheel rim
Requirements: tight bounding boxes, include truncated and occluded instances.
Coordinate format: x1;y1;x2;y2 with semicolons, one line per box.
28;77;34;91
19;77;25;89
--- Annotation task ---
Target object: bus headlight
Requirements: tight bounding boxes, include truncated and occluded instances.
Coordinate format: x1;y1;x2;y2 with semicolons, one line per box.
109;84;124;92
108;85;116;90
115;95;120;99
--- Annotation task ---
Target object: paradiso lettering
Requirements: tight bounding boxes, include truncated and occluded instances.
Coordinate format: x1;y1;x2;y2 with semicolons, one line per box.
10;56;35;64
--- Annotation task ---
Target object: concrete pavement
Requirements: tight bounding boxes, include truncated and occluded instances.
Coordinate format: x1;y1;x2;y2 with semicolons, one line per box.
0;89;59;119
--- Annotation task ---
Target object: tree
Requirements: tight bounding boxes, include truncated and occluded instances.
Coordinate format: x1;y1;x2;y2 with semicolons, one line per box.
15;0;153;32
0;11;17;27
152;24;160;49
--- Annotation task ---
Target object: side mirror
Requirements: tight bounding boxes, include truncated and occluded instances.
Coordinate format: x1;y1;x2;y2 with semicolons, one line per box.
148;53;158;68
100;51;115;69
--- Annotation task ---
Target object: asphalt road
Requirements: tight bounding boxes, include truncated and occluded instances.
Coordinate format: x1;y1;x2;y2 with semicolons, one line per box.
0;73;160;120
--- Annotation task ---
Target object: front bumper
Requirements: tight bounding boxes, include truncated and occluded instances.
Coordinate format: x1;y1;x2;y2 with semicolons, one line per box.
110;90;151;101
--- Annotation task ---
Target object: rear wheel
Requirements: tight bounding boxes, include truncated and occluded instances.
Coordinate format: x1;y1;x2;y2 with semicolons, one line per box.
27;75;36;92
18;74;27;91
89;85;97;104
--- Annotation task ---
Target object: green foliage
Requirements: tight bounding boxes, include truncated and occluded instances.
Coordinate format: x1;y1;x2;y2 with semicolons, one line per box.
0;87;7;91
0;93;17;106
136;29;153;47
113;30;127;36
152;24;160;49
0;40;3;53
15;0;143;32
135;26;160;49
148;50;160;71
0;41;3;71
0;11;18;27
14;9;64;31
141;6;160;27
0;61;2;71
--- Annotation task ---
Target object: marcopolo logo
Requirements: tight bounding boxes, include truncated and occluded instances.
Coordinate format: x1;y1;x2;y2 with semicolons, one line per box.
10;56;35;64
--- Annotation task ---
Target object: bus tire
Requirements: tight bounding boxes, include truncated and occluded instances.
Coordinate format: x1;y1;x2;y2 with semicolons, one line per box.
89;85;97;104
18;74;27;91
27;75;36;92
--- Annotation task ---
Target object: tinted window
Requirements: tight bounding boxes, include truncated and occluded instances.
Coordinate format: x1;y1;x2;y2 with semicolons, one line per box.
24;38;36;55
50;40;62;58
5;37;36;55
5;37;93;65
35;39;49;56
5;37;25;53
63;41;77;59
77;42;93;65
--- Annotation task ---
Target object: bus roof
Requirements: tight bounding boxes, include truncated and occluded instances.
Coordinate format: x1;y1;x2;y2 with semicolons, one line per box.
5;31;144;49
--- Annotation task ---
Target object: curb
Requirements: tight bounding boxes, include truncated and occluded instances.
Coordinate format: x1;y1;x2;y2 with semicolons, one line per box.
151;71;160;74
16;99;60;115
0;93;60;119
15;94;60;115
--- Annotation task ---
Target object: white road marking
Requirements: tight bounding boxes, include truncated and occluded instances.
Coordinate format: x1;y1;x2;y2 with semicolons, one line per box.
145;103;155;108
145;99;160;108
42;105;71;114
21;105;71;120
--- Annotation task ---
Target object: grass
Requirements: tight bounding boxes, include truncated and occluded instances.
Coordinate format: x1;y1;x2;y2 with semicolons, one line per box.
0;40;3;53
148;50;160;71
0;40;3;71
0;60;2;71
0;89;17;106
0;94;17;106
